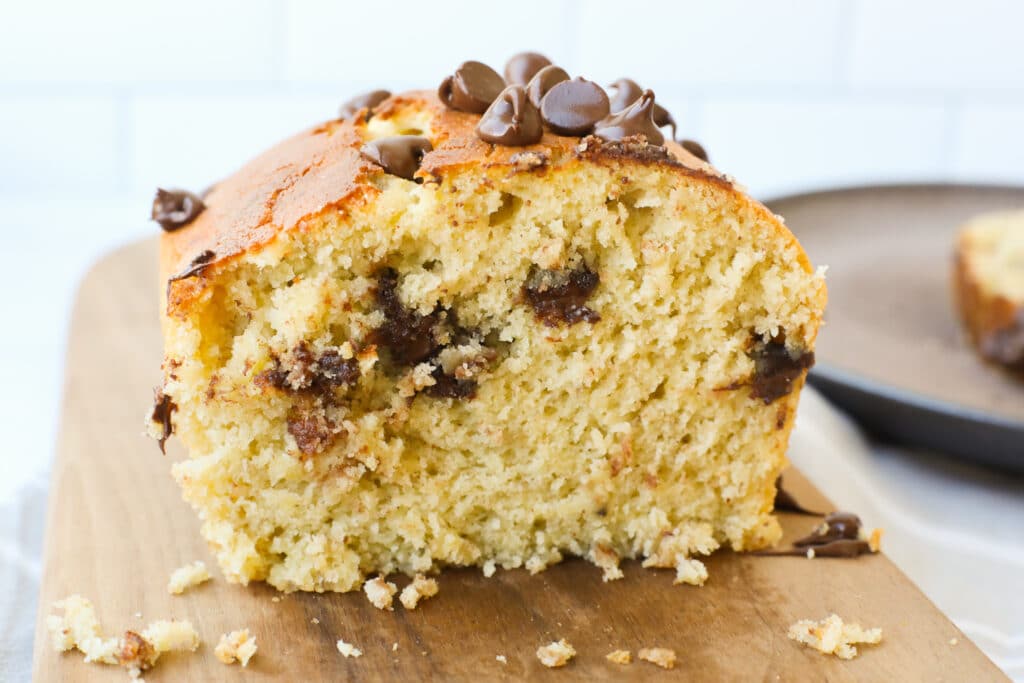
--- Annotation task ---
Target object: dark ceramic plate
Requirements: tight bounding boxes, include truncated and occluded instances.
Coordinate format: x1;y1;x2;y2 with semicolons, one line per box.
766;184;1024;472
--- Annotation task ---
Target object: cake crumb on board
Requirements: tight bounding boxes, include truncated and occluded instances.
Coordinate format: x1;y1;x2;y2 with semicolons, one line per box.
536;639;576;668
606;649;632;664
215;629;257;666
399;574;439;610
337;639;362;658
787;614;882;660
364;576;398;610
166;560;211;595
496;654;507;664
638;647;677;669
46;595;199;678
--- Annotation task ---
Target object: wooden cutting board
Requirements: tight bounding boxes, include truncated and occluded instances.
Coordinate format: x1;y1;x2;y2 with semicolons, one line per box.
32;238;1007;682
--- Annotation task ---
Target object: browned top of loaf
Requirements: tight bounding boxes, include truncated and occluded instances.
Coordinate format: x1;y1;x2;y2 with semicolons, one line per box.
161;90;777;315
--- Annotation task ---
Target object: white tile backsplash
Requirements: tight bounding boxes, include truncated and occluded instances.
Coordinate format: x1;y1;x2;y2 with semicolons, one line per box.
578;0;845;87
1;0;1023;202
698;96;951;197
846;0;1024;90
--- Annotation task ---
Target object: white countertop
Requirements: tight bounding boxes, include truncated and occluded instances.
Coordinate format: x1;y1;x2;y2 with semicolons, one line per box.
2;204;1022;680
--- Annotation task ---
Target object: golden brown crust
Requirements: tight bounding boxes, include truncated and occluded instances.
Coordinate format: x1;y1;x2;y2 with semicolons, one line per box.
954;233;1024;370
162;90;819;323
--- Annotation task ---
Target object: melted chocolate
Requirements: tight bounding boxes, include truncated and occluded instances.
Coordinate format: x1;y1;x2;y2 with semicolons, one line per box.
773;476;823;515
255;343;360;396
151;188;205;232
286;404;338;456
438;61;506;114
170;250;216;283
679;138;709;162
150;389;176;454
540;78;610;136
339;89;391;120
757;512;876;558
360;135;433;181
748;336;815;404
525;65;570;107
593;90;664;145
504;52;552;85
476;85;543;146
522;263;601;326
370;268;441;366
369;268;492;400
607;78;676;138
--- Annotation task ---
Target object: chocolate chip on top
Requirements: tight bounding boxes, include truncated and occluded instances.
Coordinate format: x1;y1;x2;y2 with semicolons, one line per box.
504;51;552;85
679;138;709;162
525;64;570;107
438;61;506;114
540;78;610;136
360;135;433;181
608;78;676;137
476;85;543;146
339;89;391;120
593;89;664;145
151;188;205;232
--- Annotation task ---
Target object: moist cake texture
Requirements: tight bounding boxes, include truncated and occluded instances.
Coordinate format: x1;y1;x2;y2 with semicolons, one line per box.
151;56;826;593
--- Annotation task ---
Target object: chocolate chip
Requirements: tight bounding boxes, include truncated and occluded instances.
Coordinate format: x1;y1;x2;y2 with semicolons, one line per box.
287;403;338;456
773;476;822;515
522;263;601;326
339;89;391;120
150;389;176;454
476;85;543;146
680;138;709;162
360;135;433;181
525;65;570;108
756;511;876;559
424;367;478;399
170;250;216;284
370;267;440;366
151;188;205;232
438;61;506;114
593;89;664;145
540;78;610;136
504;52;552;85
748;335;814;404
608;78;676;137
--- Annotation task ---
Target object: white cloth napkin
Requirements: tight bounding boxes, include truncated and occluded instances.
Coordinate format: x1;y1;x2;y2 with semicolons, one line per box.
3;387;1021;680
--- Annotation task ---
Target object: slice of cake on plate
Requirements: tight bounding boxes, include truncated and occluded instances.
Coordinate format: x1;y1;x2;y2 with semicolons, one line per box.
149;54;826;592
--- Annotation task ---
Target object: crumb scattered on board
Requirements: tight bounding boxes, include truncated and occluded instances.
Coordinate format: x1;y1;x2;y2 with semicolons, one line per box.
496;654;507;664
215;629;257;666
47;594;199;679
167;560;211;595
311;617;320;625
399;574;439;610
674;558;708;586
363;576;398;610
788;614;882;660
638;647;677;669
606;649;632;664
337;638;363;658
536;639;576;668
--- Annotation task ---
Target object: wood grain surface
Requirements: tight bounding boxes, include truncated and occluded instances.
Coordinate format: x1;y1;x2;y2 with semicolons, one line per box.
32;239;1007;682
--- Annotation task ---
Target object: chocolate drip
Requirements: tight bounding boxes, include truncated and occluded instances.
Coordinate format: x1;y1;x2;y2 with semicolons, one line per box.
608;78;676;138
476;85;543;146
593;90;664;145
757;512;877;559
679;138;709;162
150;389;176;454
773;476;823;515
